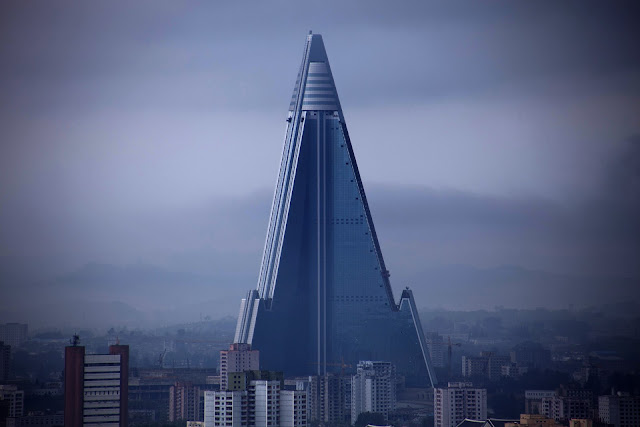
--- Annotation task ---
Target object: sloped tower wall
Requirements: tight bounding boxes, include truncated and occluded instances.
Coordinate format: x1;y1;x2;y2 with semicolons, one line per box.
234;33;437;387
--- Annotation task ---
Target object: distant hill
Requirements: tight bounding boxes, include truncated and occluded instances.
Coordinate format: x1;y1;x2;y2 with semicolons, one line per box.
405;264;639;311
0;262;241;329
1;262;637;330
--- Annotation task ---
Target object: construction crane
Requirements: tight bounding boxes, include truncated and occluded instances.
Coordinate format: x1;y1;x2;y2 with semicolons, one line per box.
158;349;167;368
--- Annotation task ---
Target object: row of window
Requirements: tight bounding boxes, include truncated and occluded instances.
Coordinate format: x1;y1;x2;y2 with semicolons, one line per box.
84;390;120;396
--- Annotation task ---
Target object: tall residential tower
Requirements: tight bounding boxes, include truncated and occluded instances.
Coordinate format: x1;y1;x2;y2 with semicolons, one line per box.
234;33;436;387
64;342;129;427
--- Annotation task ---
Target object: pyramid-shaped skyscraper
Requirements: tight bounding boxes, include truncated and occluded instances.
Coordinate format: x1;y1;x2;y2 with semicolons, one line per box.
234;33;437;387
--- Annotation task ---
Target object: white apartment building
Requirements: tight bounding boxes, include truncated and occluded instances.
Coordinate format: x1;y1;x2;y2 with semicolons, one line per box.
251;380;280;427
205;390;249;427
281;390;307;427
204;379;307;427
434;382;487;427
351;361;396;425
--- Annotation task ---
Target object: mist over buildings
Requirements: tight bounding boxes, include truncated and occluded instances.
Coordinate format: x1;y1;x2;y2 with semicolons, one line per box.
1;1;639;329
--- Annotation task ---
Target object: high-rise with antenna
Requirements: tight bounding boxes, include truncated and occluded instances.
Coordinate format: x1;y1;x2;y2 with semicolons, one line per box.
234;33;437;387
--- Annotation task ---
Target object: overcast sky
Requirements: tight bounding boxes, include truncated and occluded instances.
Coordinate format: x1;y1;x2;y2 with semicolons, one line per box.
1;1;639;312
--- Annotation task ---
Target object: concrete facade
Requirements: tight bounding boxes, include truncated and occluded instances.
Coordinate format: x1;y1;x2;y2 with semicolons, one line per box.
434;382;486;427
351;361;396;425
220;344;259;391
599;393;640;427
64;344;129;427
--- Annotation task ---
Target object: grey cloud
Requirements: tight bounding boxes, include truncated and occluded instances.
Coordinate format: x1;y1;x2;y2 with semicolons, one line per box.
2;137;638;285
372;136;639;274
2;177;638;323
2;1;639;116
1;1;639;318
606;135;640;200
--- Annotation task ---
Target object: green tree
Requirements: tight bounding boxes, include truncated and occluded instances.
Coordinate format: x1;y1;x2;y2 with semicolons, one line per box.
354;412;386;427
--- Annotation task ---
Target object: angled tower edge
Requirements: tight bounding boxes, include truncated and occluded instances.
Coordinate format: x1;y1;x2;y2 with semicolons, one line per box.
234;290;260;344
233;33;438;388
399;288;439;387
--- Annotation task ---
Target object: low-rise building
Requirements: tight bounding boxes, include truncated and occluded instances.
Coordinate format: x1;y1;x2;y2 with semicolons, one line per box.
511;342;551;370
504;414;562;427
0;385;24;418
462;352;511;380
5;412;64;427
598;393;640;427
525;390;556;415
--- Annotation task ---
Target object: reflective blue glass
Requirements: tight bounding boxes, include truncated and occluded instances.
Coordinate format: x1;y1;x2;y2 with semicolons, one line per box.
234;33;437;387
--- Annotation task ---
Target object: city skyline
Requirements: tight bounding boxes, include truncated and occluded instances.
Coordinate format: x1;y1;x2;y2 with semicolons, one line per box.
2;5;639;426
1;2;639;327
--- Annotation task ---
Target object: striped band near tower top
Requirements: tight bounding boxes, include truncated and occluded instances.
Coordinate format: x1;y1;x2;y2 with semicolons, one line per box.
289;62;339;111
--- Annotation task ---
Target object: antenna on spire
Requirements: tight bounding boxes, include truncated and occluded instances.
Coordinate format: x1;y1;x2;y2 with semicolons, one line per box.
70;334;80;346
309;30;312;35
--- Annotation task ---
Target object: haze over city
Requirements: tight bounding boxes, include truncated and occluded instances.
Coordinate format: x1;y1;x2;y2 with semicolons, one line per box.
1;1;639;329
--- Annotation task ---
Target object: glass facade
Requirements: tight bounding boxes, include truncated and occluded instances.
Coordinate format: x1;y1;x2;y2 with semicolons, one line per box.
234;33;437;387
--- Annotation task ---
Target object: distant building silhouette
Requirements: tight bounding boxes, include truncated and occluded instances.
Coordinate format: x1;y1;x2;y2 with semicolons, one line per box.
0;341;10;382
511;342;551;370
426;333;447;369
169;381;200;422
461;352;511;380
598;392;640;427
0;323;27;349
